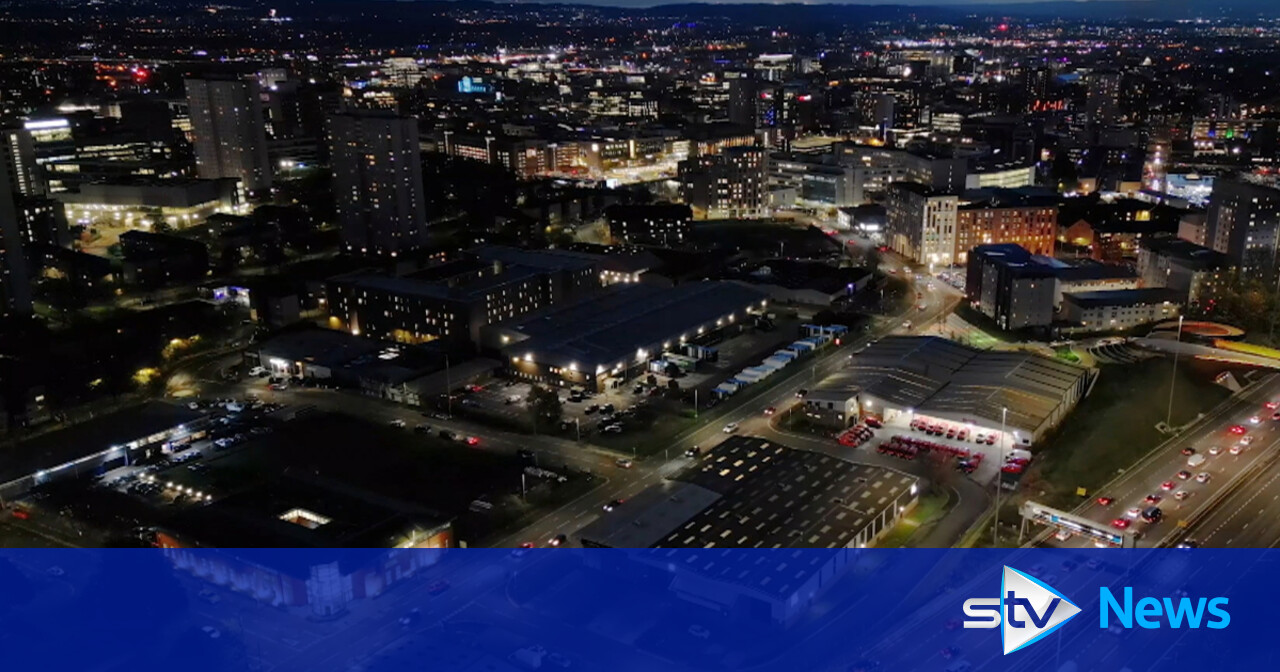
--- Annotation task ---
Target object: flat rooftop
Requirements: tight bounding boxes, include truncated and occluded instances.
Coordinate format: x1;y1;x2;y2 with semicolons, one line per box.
1063;287;1185;308
971;244;1135;281
162;472;449;551
1138;236;1233;269
578;436;918;568
253;327;383;369
0;401;205;486
499;281;768;370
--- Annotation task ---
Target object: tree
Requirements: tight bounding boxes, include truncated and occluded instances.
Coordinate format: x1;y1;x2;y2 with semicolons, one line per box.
645;374;658;388
862;245;882;271
526;385;563;433
667;379;680;391
664;362;682;378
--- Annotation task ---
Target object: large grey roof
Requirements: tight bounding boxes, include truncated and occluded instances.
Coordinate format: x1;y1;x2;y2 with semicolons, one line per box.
502;282;768;369
576;436;919;596
815;336;1089;432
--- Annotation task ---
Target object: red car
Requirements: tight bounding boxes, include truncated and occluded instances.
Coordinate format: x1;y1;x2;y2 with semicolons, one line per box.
1112;518;1131;530
763;407;776;416
1160;481;1176;491
1176;470;1192;480
940;647;958;660
465;436;480;446
1145;494;1163;504
1096;496;1114;506
427;580;451;595
1229;425;1247;435
1181;447;1196;456
1267;401;1279;410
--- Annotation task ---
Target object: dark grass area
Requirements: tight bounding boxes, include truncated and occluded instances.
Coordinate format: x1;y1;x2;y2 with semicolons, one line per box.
1019;358;1235;510
0;523;73;548
194;412;596;544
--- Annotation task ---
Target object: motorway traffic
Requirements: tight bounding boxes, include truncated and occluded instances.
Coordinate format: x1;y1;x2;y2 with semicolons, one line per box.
1043;373;1280;549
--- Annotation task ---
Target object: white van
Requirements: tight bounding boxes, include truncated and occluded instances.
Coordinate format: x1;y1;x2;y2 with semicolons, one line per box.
1187;454;1206;468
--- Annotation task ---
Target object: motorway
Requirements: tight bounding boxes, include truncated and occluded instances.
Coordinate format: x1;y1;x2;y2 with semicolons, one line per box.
1040;373;1280;549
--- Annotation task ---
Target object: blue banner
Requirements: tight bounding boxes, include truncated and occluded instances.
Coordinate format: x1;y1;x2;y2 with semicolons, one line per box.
1;548;1272;671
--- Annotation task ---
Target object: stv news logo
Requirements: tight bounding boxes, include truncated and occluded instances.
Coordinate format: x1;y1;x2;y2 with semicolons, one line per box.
962;566;1081;655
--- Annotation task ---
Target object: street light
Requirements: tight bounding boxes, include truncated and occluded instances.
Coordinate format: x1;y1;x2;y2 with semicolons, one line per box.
993;406;1008;546
1166;315;1184;427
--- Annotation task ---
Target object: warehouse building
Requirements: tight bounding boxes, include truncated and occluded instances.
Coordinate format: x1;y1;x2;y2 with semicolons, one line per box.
486;281;768;391
577;436;918;623
803;336;1092;445
0;401;208;499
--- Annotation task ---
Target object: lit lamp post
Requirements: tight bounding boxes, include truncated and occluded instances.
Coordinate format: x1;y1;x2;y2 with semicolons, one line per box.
1166;315;1184;427
993;406;1008;546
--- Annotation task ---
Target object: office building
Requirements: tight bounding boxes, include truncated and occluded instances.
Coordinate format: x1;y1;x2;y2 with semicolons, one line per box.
184;75;273;193
678;146;766;219
328;110;427;256
766;152;857;208
886;182;958;266
0;159;32;318
15;195;70;249
1085;70;1122;126
1137;235;1235;305
1;126;43;196
965;162;1036;191
56;178;242;230
1204;178;1280;277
